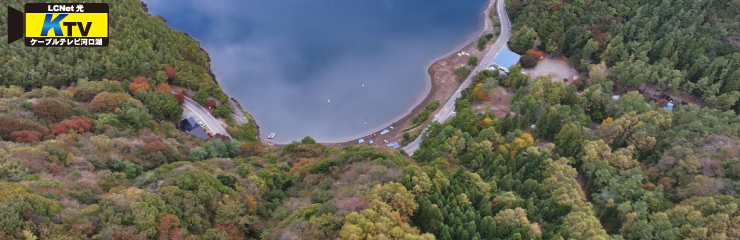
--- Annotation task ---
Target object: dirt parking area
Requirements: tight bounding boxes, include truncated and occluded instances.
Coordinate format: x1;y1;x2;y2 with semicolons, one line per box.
521;58;579;82
471;86;514;118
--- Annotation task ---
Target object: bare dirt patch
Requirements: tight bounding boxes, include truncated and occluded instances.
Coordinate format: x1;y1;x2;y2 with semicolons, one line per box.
521;58;579;83
471;86;513;118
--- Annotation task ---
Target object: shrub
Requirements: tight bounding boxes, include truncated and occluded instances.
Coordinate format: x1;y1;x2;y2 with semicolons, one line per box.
310;190;332;204
454;66;471;78
468;56;479;66
520;55;538;68
313;160;336;174
301;136;316;144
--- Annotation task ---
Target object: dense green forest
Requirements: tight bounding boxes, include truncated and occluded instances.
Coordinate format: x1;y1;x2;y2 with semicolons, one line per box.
0;0;231;103
506;0;740;110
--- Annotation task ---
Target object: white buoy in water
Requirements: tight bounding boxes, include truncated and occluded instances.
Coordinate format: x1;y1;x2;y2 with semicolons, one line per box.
327;100;330;104
362;84;365;88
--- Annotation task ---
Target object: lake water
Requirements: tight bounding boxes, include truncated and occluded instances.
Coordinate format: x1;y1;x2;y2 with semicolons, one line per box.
142;0;488;143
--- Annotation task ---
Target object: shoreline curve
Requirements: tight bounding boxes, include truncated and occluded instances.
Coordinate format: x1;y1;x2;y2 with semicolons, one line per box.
301;0;497;145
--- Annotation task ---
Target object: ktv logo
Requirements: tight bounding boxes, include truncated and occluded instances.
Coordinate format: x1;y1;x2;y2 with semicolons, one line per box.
7;3;109;47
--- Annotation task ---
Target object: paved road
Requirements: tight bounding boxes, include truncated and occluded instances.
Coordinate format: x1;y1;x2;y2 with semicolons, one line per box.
182;96;233;139
402;0;512;154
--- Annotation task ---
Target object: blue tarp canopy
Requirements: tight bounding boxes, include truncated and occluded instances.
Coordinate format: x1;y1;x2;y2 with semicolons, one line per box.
664;103;674;110
358;139;364;143
491;49;521;71
369;140;374;144
387;141;400;149
380;129;390;135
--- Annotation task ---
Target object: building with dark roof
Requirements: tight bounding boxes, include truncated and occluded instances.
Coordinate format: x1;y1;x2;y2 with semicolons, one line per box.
490;49;521;74
179;117;209;139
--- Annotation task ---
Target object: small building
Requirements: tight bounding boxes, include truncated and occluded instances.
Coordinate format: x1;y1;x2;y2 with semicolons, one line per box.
179;117;209;139
490;49;521;74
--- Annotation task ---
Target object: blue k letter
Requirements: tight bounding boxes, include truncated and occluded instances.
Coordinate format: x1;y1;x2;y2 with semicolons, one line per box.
40;14;68;36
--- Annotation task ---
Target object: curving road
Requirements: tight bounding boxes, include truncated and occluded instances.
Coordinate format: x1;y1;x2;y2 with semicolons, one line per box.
402;0;512;154
181;96;233;139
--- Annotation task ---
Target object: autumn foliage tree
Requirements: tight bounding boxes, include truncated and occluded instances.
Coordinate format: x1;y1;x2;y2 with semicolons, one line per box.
154;84;172;94
174;93;185;104
164;67;178;80
32;99;72;123
239;141;264;157
49;116;95;135
245;195;258;215
10;130;42;143
525;49;544;59
91;92;131;113
471;83;489;101
0;119;49;140
156;213;185;240
206;99;216;109
128;77;151;93
144;141;166;153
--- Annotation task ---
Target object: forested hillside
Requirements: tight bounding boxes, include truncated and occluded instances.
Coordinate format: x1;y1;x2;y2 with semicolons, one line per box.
0;0;230;103
506;0;740;110
410;70;740;239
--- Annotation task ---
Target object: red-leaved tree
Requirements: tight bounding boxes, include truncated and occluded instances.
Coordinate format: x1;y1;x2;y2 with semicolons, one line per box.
174;93;185;105
49;116;95;135
206;99;217;108
33;99;72;123
0;119;49;140
144;141;165;153
10;130;43;143
164;67;178;80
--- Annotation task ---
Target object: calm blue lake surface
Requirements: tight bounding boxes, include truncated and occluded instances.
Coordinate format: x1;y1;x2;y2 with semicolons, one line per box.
143;0;488;143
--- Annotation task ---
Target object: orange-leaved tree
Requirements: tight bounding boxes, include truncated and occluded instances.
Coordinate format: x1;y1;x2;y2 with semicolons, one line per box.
154;83;172;94
90;92;131;112
525;49;545;59
128;77;151;93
